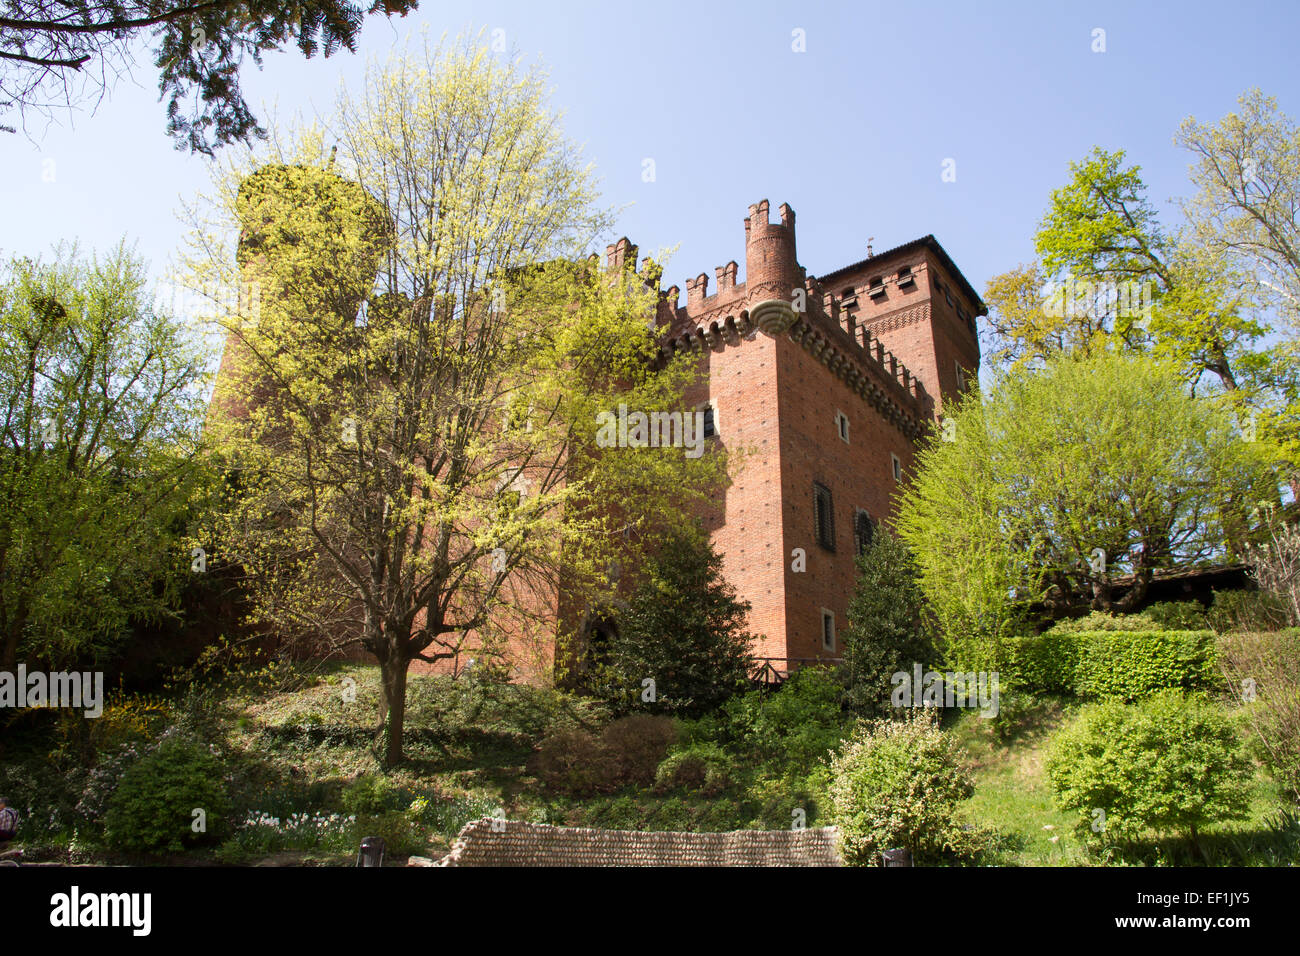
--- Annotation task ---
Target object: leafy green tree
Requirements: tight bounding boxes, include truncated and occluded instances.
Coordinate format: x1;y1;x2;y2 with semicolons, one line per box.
597;524;755;718
197;37;729;766
840;532;934;713
1029;147;1262;392
0;243;209;673
1046;690;1252;854
0;0;419;151
1177;89;1300;492
896;351;1277;669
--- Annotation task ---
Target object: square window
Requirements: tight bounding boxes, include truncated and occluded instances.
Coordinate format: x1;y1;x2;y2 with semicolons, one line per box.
891;453;903;482
821;609;836;652
813;482;835;551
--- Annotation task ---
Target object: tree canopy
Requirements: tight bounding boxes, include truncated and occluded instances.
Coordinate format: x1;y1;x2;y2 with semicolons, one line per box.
896;351;1277;667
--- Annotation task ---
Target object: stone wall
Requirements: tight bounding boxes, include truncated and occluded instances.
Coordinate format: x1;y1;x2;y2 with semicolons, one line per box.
431;819;843;867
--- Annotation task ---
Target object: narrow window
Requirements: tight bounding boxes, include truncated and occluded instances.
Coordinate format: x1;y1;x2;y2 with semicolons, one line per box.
854;510;874;557
891;453;903;483
701;403;717;439
813;482;835;551
821;609;836;652
835;411;850;443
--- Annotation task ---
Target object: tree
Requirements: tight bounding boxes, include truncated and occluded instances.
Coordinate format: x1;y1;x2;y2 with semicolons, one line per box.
0;0;418;152
985;108;1300;493
1177;89;1300;491
196;36;729;766
989;147;1265;393
895;351;1277;667
840;531;933;713
0;243;209;673
594;523;755;718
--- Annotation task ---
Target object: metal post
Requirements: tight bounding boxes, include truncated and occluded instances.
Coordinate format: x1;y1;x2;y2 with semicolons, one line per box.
356;836;386;867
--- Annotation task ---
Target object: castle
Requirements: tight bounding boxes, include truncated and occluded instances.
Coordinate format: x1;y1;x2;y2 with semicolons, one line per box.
213;167;985;682
629;199;985;673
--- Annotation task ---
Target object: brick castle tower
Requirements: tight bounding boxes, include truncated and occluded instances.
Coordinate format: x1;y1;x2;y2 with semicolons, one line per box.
645;199;984;672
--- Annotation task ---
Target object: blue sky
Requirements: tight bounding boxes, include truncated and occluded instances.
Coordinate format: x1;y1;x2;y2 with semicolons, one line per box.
3;0;1298;331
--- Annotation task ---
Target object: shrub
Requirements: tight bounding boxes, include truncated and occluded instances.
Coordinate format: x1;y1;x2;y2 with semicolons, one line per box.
530;715;676;795
1045;690;1252;850
1217;629;1300;804
1046;610;1161;633
341;774;408;815
841;533;935;714
1143;601;1209;631
103;739;230;854
720;668;848;770
827;713;984;865
529;728;611;795
592;524;755;717
600;715;678;788
1007;630;1217;700
654;743;732;795
1207;588;1290;633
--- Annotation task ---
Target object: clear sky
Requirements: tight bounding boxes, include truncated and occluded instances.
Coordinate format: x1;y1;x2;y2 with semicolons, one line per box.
3;0;1298;334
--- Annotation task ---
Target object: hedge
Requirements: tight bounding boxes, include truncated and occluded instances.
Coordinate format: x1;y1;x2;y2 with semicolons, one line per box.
1006;630;1218;701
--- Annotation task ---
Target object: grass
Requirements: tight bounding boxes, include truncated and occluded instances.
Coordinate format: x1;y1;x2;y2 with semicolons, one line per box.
948;696;1091;865
948;693;1300;866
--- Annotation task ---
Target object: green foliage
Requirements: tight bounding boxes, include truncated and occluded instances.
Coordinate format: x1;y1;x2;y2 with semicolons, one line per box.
1142;601;1211;631
1045;690;1252;848
718;667;848;770
841;533;935;713
1046;610;1162;633
654;743;732;796
897;351;1276;665
827;713;987;865
595;525;755;717
1207;588;1291;633
103;739;230;854
0;244;211;671
1008;630;1218;700
2;1;421;154
340;774;407;815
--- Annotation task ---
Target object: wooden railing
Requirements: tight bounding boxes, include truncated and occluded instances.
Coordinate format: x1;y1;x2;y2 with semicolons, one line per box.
751;656;843;687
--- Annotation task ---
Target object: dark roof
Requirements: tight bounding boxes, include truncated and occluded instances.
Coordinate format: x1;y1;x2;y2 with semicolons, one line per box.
817;235;988;316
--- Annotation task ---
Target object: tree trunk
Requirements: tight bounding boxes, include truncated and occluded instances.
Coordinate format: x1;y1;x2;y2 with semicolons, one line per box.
1;625;19;674
379;653;410;768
